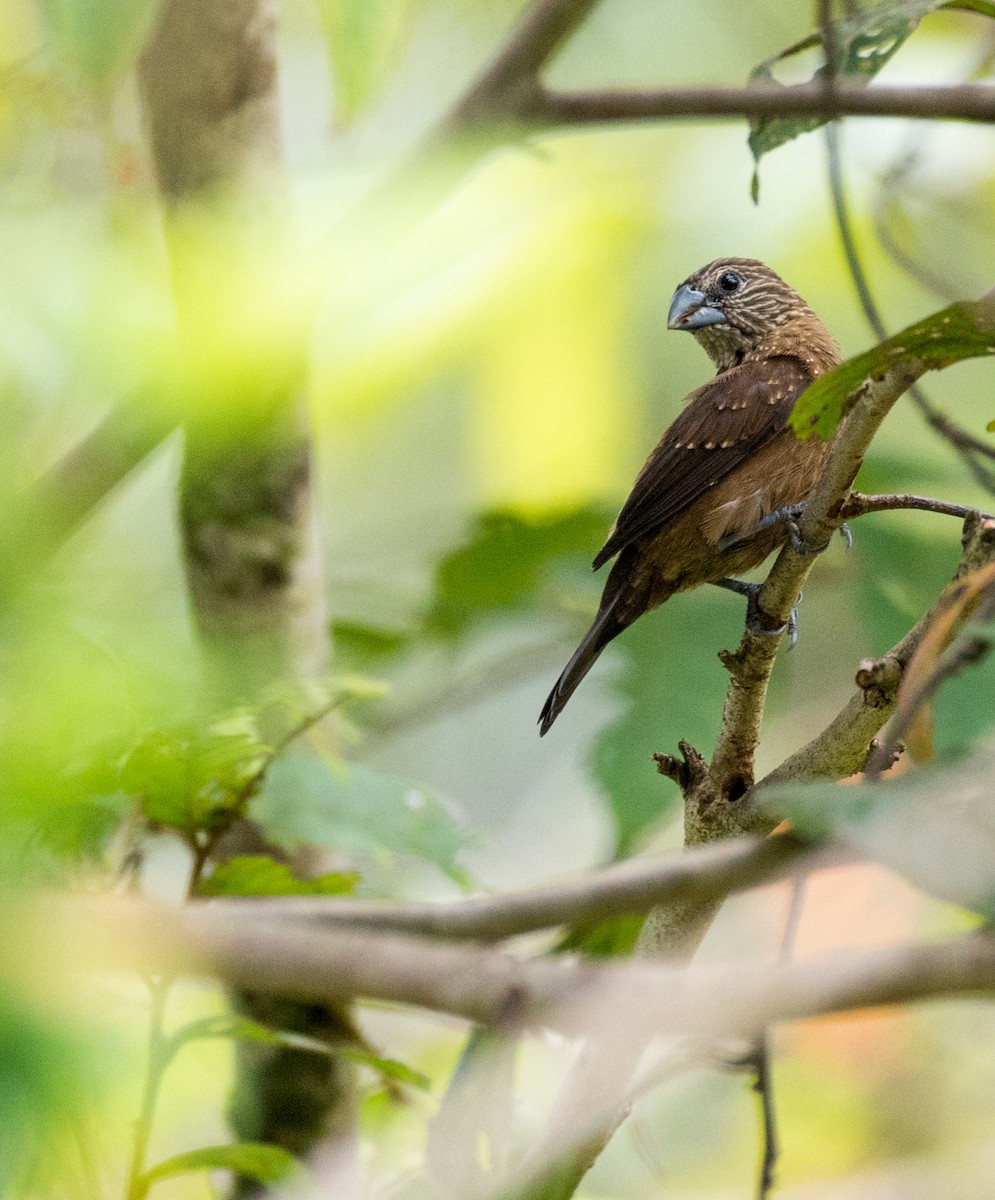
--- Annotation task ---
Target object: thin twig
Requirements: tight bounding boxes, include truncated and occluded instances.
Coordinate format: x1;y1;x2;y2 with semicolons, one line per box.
753;875;807;1200
753;1035;778;1200
825;121;995;494
537;82;995;126
840;492;992;522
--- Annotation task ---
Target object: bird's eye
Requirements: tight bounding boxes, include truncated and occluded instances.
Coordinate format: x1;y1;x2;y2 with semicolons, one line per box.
717;271;742;294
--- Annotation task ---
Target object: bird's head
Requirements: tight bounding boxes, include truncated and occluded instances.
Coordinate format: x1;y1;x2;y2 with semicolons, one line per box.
667;258;812;372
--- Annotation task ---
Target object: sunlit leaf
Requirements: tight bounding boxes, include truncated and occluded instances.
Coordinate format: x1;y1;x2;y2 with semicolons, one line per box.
37;0;163;88
315;0;416;124
763;741;995;916
254;754;469;882
199;855;359;897
121;712;270;832
748;0;974;188
790;299;995;439
141;1142;297;1187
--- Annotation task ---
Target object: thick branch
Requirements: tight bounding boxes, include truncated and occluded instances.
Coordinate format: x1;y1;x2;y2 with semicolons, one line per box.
201;833;831;940
78;901;995;1037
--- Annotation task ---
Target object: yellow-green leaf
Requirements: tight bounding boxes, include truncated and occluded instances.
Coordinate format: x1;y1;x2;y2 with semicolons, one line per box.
38;0;163;88
315;0;415;125
791;299;995;439
142;1143;296;1187
199;855;359;897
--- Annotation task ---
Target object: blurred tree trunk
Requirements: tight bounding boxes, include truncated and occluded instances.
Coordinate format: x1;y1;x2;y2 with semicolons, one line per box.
138;1;357;1193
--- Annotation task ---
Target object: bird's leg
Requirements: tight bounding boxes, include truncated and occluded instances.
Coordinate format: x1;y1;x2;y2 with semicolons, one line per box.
718;504;852;555
713;578;799;647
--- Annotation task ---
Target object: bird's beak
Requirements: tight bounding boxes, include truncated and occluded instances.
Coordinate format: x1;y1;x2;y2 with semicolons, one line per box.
667;284;726;331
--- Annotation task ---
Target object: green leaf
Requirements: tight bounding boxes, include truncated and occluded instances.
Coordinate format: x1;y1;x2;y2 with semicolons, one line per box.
315;0;416;125
945;0;995;17
37;0;163;88
141;1143;296;1188
790;299;995;439
762;741;995;916
987;418;995;432
748;0;967;184
121;711;270;832
339;1046;431;1090
427;507;611;642
199;856;359;897
331;620;414;668
171;1015;429;1087
255;754;469;882
556;913;645;957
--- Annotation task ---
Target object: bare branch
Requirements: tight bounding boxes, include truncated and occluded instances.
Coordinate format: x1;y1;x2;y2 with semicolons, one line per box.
201;833;826;940
78;899;995;1038
535;83;995;128
840;492;992;522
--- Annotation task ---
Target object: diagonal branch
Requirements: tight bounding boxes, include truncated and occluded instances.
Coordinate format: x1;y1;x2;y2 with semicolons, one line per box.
198;832;831;940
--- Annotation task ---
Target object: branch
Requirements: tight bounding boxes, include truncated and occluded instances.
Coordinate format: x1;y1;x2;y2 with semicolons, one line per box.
535;82;995;128
199;832;831;940
79;899;995;1039
761;512;995;788
840;492;992;522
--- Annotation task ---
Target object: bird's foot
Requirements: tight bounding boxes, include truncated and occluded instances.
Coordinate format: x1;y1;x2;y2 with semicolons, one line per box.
718;504;853;555
714;578;800;648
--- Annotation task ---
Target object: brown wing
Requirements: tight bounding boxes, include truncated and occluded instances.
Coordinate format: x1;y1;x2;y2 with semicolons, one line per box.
592;356;814;570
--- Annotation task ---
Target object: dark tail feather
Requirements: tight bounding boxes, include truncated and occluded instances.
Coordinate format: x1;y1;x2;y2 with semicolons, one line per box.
539;598;625;736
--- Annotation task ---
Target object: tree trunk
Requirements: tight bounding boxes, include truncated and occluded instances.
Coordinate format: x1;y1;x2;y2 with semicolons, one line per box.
138;2;357;1191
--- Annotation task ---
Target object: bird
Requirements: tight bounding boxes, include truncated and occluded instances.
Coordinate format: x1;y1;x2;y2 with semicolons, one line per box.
538;257;842;735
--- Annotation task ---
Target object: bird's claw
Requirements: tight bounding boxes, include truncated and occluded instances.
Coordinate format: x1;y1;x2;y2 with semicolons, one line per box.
714;578;800;647
717;504;852;557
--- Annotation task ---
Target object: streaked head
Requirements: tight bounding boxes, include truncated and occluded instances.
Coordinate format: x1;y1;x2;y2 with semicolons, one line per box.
667;258;812;371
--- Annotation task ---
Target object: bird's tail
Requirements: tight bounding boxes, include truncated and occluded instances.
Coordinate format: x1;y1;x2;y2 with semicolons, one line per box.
539;595;626;736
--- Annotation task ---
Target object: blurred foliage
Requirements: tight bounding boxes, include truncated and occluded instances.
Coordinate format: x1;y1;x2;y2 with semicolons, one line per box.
764;737;995;917
36;0;161;89
139;1142;297;1191
199;856;359;897
316;0;419;125
426;507;610;641
0;0;994;1195
748;0;995;195
255;755;470;885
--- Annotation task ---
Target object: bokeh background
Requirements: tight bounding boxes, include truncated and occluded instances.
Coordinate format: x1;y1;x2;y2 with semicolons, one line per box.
2;0;995;1196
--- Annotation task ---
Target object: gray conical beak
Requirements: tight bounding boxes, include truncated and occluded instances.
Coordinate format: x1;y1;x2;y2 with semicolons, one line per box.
667;284;726;331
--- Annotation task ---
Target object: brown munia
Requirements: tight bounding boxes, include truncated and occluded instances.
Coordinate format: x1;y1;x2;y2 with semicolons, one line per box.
539;257;841;735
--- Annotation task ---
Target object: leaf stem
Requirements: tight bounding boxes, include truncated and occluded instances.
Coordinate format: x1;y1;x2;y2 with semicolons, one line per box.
125;977;172;1200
